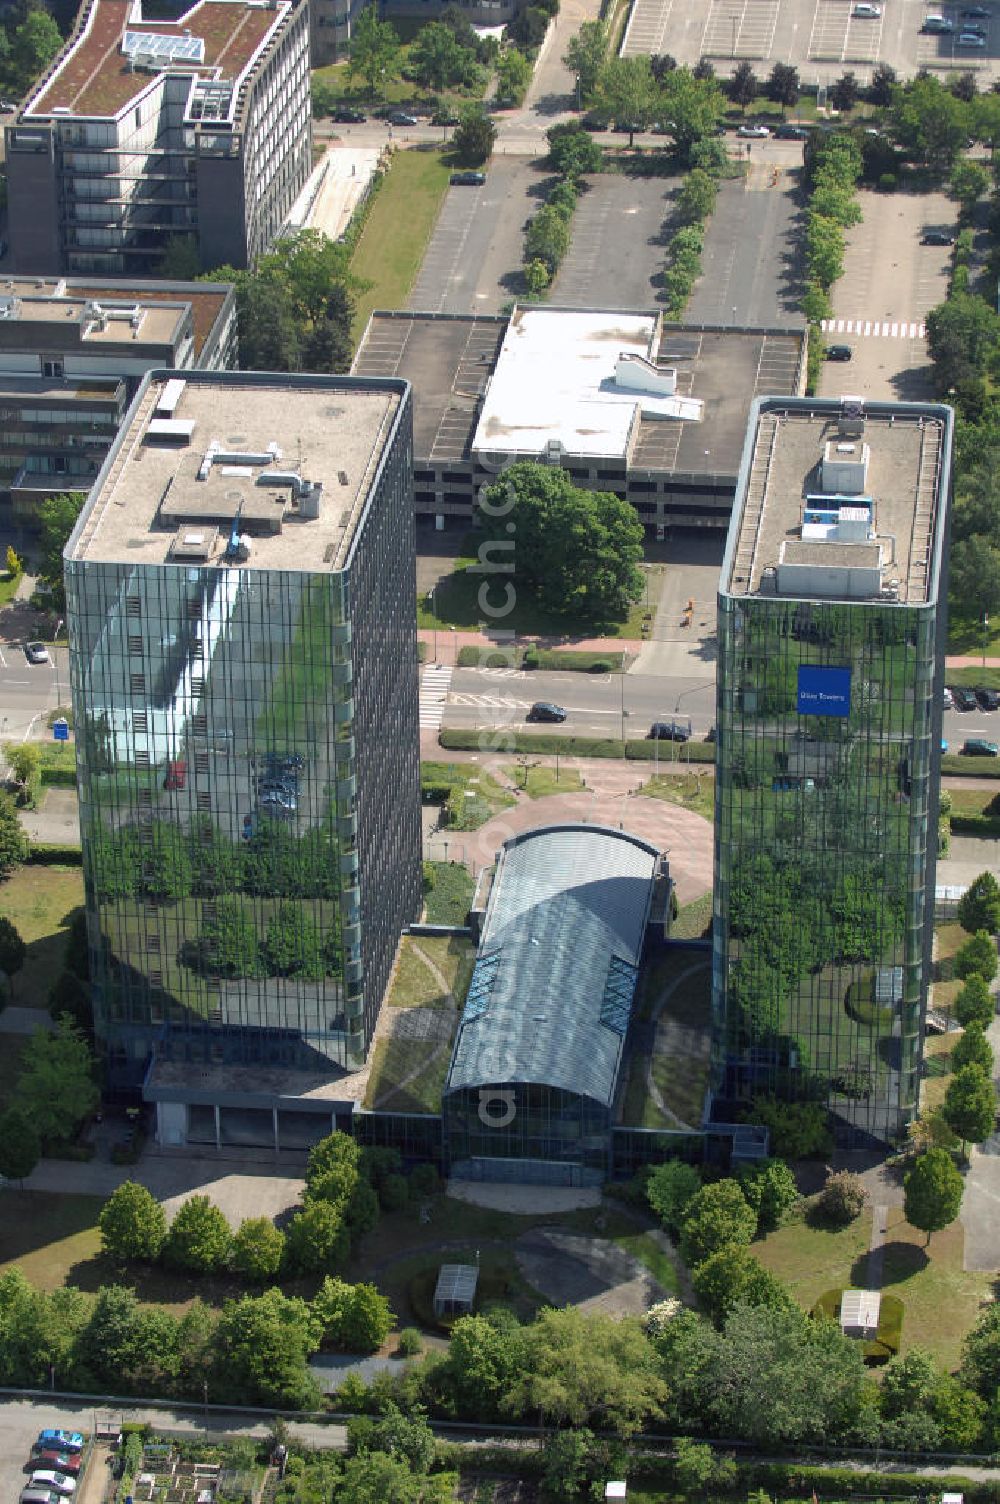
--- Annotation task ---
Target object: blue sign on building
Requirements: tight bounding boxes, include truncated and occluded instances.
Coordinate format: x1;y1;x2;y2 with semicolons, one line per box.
797;665;852;718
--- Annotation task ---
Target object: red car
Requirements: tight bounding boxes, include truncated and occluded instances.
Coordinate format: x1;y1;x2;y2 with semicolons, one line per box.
30;1453;82;1475
164;759;187;790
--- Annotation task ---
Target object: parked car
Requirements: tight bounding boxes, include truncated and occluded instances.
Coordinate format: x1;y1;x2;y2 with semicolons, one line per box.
959;28;987;40
29;1457;81;1478
450;171;485;185
922;14;954;29
825;343;853;361
942;686;954;709
527;701;567;722
28;1475;75;1498
976;686;1000;710
774;123;808;138
332;107;365;123
35;1435;84;1456
24;640;49;663
853;4;881;16
164;759;187;791
432;107;460;126
388;110;418;126
648;720;690;742
962;739;1000;756
737;124;770;137
962;19;988;29
963;4;991;14
0;97;17;111
921;227;954;245
952;685;978;711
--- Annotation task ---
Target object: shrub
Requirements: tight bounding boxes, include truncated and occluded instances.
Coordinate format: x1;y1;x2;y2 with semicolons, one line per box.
230;1217;286;1281
956;929;997;982
164;1195;232;1273
409;1162;440;1198
398;1326;423;1356
679;1179;757;1267
736;1157;799;1232
956;972;994;1029
817;1168;867;1225
647;1158;702;1234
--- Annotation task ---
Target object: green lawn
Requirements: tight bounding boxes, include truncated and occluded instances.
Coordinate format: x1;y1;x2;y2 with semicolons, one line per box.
504;763;585;798
614;1230;680;1294
350;149;453;342
641;768;715;824
422;760;516;831
671;892;713;941
755;1198;991;1370
364;1033;455;1112
422;859;476;925
0;570;19;607
418;546;656;640
387;934;475;1008
0;865;84;1009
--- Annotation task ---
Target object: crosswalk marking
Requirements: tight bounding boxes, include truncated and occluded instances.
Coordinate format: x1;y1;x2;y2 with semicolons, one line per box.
419;663;453;730
820;317;926;339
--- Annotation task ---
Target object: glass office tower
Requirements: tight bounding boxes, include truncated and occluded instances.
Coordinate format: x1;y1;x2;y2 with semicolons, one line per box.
65;371;421;1102
713;397;953;1144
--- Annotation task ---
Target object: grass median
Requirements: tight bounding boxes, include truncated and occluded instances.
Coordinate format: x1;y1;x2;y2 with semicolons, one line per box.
350;148;452;343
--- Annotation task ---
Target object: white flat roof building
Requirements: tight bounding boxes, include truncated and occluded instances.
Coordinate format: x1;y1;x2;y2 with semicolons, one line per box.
471;308;703;466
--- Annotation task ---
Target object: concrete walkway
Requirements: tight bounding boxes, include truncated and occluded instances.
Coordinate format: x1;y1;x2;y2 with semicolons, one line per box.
419;627;639;669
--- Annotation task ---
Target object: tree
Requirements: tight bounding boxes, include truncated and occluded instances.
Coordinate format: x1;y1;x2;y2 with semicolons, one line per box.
658;66;726;165
595;55;657;147
505;1306;667;1436
676;167;718;224
817;1168;868;1226
307;1130;362;1194
951;158;989;216
891;73;970;169
904;1147;965;1243
540;1428;591;1501
952;1021;995;1076
0;916;25;997
679;1179;758;1267
728;61;757;108
868;61;897;106
943;1064;996;1153
524;205;571;273
75;1284;179;1393
829;71;860;113
693;55;715;80
496;47;531;104
5;545;21;580
230;1217;285;1281
927;292;1000;395
956;929;998;982
452;105;496;164
36;492;85;612
347;8;401;96
948;539;1000;623
767;62;800;108
2;742;40;810
302;316;353;375
214;1288;321;1408
286;1198;350;1273
437;1311;527;1420
647;1158;702;1234
956;971;995;1029
0;1106;39;1185
9;10;61;91
563;19;608;103
547;120;603;177
334;1452;455;1504
15;1017;97;1145
481;462;643;624
99;1181;167;1264
339;1282;394;1352
735;1157;798;1232
963;1300;1000;1396
164;1195;232;1274
960;872;1000;935
0;791;28;881
155;234;201;280
691;1302;870;1445
408;22;472;91
691;1245;795;1325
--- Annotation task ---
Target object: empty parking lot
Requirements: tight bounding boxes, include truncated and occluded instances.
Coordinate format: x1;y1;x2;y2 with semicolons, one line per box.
621;0;1000;86
685;162;803;327
551;173;674;309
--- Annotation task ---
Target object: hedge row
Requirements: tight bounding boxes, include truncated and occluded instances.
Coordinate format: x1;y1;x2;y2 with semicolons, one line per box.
438;728;716;761
27;842;83;865
942;754;1000;778
950;813;1000;837
41;766;78;788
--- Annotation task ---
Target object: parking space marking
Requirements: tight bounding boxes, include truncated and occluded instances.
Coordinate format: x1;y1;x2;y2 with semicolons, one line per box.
701;0;780;58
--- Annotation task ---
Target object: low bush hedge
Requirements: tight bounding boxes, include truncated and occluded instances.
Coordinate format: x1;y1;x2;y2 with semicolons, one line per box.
28;842;82;865
40;766;78;788
437;728;718;761
625;739;716;763
942;755;1000;778
950;813;1000;837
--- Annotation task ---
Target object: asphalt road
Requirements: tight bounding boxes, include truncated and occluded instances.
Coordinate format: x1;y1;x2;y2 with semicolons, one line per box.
444;665;718;737
407;157;546;314
550;172;673;309
685;157;803;327
0;641;65;740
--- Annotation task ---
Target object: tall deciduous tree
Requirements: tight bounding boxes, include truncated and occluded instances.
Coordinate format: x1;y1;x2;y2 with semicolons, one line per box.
679;1179;758;1267
481;462;643;624
9;10;62;92
231;1217;285;1281
214;1288;321;1408
15;1017;97;1145
647;1158;702;1234
904;1147;965;1243
956;972;995;1029
563;19;608;103
943;1064;996;1154
658;66;726;165
0;1106;39;1185
728;61;757;108
99;1180;168;1264
956;929;998;982
959;872;1000;935
452;105;496;164
0;916;25;997
767;62;800;108
164;1195;232;1273
595;55;657;146
347;8;402;96
952;1021;995;1077
37;492;85;612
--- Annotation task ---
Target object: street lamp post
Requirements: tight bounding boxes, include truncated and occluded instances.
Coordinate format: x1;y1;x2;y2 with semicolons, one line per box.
983;611;990;668
53;617;64;709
